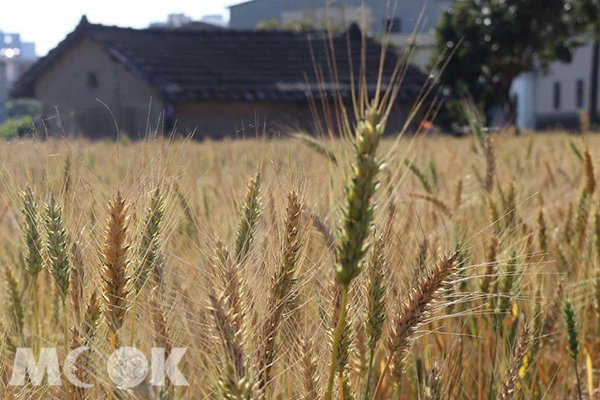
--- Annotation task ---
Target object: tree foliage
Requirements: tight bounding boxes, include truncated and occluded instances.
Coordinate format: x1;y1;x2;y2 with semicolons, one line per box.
433;0;585;125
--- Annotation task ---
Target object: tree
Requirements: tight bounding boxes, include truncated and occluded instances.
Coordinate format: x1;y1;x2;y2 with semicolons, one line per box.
433;0;582;129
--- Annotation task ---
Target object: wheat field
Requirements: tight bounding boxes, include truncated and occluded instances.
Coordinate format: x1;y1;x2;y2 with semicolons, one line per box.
0;129;597;399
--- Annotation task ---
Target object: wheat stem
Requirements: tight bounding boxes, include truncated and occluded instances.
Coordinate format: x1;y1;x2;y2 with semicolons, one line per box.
324;285;348;400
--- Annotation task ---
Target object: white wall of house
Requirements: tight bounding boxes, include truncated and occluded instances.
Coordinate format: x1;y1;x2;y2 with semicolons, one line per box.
283;6;375;30
511;72;536;129
513;42;594;129
535;43;590;116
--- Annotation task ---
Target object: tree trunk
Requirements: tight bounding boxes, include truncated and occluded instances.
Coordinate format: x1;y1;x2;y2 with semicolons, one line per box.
589;23;600;126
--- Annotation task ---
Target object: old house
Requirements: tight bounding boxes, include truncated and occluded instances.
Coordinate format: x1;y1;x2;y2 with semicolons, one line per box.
11;16;425;139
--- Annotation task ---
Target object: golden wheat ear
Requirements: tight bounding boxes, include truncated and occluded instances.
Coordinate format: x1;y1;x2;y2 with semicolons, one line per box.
3;267;24;340
100;191;130;339
480;235;498;294
150;286;174;399
498;320;529;400
377;252;459;395
207;287;247;386
300;332;320;400
234;172;262;264
80;290;101;344
68;291;99;400
44;194;71;302
423;363;443;400
214;239;246;340
256;191;302;398
150;287;171;355
324;105;386;400
70;240;84;324
133;187;165;293
20;187;44;278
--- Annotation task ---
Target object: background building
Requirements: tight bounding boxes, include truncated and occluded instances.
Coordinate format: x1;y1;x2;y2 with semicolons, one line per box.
11;17;425;138
200;15;228;28
229;0;456;69
511;43;597;130
0;31;36;122
149;13;227;32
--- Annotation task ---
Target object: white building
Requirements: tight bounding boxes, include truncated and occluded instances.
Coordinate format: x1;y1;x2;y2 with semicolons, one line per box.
149;14;194;29
512;43;595;130
0;31;36;122
229;0;456;70
149;13;227;31
200;14;228;28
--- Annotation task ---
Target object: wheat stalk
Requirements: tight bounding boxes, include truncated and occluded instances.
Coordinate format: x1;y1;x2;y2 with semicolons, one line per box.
454;178;463;211
363;234;387;399
235;172;262;263
69;290;100;400
133;187;165;292
45;195;71;301
99;192;130;338
480;235;498;294
3;267;23;339
424;363;443;400
584;148;596;195
325;104;384;400
301;333;319;400
151;286;173;399
484;135;496;193
70;240;84;323
256;191;302;398
375;252;459;397
208;287;247;383
20;188;43;278
497;321;529;400
151;287;171;355
213;241;246;337
537;207;548;257
292;132;338;165
564;300;583;400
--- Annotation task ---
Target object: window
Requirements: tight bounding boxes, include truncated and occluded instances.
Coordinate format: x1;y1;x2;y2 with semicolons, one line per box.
383;17;402;33
553;81;561;110
576;79;585;108
87;72;98;89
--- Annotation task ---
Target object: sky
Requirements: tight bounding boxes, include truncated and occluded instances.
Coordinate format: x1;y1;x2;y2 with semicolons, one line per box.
1;1;241;56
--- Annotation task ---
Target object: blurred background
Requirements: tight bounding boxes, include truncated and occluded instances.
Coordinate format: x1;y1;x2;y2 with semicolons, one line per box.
1;0;598;138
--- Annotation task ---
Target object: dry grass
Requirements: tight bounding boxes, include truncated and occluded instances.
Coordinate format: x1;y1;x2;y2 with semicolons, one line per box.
0;131;598;399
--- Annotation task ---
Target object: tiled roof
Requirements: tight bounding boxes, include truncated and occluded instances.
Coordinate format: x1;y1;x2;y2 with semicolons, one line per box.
12;16;426;103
